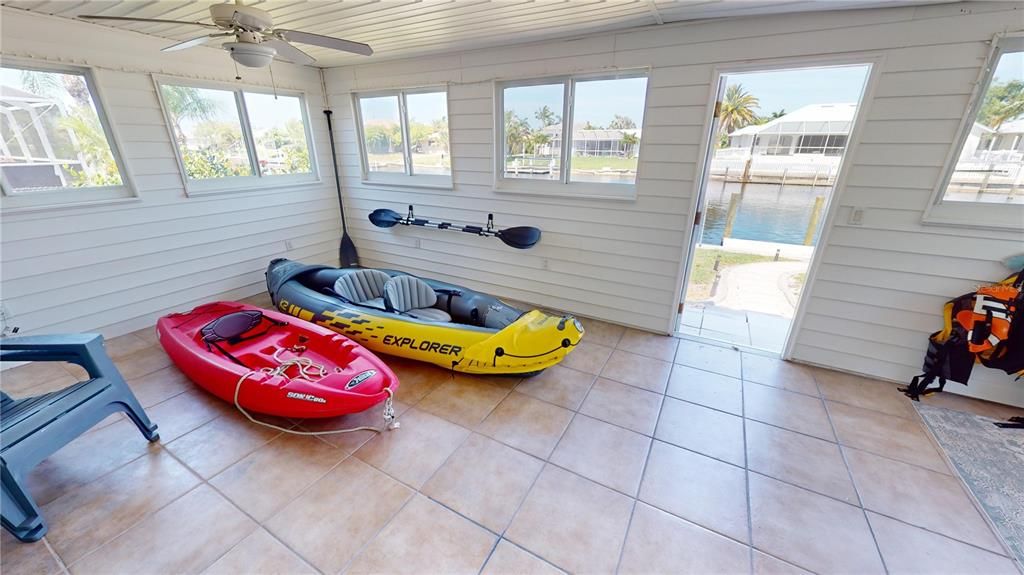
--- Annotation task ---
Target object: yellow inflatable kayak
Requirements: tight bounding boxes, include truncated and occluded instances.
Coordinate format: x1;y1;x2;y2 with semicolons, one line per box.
266;259;584;374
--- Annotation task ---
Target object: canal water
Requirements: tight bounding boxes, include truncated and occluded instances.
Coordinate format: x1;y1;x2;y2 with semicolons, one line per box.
700;181;830;246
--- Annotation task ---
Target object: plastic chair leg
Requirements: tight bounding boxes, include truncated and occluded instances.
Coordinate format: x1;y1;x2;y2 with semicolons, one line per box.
1;467;46;542
118;399;160;442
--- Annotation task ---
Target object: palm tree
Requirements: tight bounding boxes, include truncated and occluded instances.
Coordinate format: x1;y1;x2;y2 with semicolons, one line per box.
159;85;220;146
719;84;760;135
534;105;559;128
504;110;530;156
621;132;639;158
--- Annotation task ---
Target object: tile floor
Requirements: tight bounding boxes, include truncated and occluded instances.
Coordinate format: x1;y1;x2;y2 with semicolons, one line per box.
2;292;1023;575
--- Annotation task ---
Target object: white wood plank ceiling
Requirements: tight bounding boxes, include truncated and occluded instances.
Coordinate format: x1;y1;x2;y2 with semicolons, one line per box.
1;0;950;67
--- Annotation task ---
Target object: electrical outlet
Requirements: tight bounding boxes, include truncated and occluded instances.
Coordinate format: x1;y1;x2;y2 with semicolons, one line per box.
848;207;865;226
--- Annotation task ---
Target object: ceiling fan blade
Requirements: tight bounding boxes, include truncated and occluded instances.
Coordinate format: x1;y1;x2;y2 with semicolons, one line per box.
78;15;219;29
263;39;316;66
162;33;230;52
275;29;372;56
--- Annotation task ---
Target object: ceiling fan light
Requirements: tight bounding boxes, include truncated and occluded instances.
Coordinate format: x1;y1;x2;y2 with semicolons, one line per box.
223;41;276;67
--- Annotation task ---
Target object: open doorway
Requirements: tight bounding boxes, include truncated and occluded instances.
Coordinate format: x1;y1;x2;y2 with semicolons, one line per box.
679;63;872;354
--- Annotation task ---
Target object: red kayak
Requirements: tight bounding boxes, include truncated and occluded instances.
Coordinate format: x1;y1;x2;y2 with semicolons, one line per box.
156;301;399;419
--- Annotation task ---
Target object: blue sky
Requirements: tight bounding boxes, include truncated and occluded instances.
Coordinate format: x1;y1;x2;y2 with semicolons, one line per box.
503;77;648;129
723;65;871;116
993;51;1023;84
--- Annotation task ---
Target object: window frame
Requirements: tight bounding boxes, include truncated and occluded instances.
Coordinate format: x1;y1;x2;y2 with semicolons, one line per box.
494;69;649;201
923;34;1024;230
0;59;137;211
351;86;452;189
153;76;319;196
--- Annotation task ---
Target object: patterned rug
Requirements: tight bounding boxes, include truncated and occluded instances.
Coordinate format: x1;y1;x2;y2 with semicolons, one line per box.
916;404;1024;564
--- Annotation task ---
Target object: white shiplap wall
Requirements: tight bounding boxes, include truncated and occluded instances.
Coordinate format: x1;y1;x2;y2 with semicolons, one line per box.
324;2;1024;406
0;9;339;337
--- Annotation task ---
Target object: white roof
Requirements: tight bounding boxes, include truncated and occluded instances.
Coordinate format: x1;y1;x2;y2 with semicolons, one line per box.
730;103;858;136
997;118;1024;134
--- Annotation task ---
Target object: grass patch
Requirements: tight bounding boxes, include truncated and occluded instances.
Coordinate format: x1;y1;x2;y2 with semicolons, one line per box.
686;248;779;301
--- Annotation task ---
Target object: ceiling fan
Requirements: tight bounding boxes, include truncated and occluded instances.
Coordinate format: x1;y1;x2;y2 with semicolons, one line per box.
79;0;372;68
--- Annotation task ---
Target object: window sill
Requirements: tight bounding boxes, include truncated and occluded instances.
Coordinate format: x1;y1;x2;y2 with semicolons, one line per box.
494;181;637;201
922;200;1024;231
1;194;141;215
361;176;454;191
183;175;321;197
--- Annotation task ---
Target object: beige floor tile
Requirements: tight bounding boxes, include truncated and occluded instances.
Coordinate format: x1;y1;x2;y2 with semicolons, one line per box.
202;528;317;575
867;512;1018;575
515;366;595;410
639;440;748;543
506;465;633;574
347;495;496;575
616;329;679;362
69;485;256;575
477;392;574;459
741;354;819;396
482;540;565;575
266;457;412;573
753;551;813;575
655;397;745;466
675;340;742;378
919;392;1024;421
550;414;651;496
0;361;78;397
844;448;1003;553
667;364;743;415
103;333;153;361
422;433;544;533
144;389;231;443
211;433;347;521
164;413;281;478
356;408;470;488
814;369;917;419
384;357;449;404
417;376;511;427
827;401;948;473
559;341;614;376
27;418;160;507
746;420;857;503
114;345;173;381
619;503;750;575
749;474;884;575
578;317;626;348
296;399;412;454
579;378;663;436
126;365;191;408
0;531;63;575
42;449;199;565
744;382;835;441
130;326;160;346
600;349;672;393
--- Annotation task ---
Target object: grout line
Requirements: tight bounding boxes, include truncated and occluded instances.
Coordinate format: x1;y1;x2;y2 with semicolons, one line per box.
739;351;756;575
821;396;889;574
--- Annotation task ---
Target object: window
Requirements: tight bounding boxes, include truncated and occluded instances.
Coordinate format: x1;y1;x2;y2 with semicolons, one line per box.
353;88;450;185
497;72;648;198
938;36;1023;205
1;62;132;207
157;79;316;193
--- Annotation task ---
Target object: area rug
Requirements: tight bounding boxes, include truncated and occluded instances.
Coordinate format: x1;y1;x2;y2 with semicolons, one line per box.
915;403;1024;563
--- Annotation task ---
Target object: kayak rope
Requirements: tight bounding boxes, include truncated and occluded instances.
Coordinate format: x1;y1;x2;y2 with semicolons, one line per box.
232;349;399;436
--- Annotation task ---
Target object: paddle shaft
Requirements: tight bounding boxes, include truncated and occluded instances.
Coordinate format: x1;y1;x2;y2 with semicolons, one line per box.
324;110;359;266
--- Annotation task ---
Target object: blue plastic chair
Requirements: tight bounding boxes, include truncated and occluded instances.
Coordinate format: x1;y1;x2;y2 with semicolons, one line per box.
1;333;159;542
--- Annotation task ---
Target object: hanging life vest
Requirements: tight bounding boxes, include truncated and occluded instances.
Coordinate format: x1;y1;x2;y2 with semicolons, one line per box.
901;269;1024;400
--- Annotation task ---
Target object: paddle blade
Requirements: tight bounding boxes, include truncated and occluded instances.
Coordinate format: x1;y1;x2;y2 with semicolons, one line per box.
496;226;541;249
340;233;359;268
369;209;403;228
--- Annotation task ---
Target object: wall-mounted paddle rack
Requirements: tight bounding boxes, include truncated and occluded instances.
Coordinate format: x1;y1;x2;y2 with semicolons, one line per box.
368;205;541;249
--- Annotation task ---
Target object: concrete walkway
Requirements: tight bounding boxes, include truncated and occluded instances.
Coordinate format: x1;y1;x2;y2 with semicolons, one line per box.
713;260;808;317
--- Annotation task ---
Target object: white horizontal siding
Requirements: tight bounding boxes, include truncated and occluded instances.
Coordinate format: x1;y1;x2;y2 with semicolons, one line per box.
325;1;1024;405
0;9;338;338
